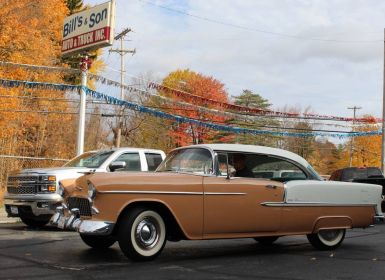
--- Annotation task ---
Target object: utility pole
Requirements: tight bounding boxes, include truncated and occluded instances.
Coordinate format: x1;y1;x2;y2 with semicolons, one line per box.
348;106;362;167
109;28;136;147
381;29;385;172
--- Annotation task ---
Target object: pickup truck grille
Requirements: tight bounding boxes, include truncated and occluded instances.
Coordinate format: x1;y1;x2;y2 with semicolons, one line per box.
68;197;92;217
7;186;37;194
7;176;39;194
6;175;56;194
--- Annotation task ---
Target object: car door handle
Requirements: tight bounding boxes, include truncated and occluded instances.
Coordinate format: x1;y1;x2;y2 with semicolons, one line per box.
265;185;277;189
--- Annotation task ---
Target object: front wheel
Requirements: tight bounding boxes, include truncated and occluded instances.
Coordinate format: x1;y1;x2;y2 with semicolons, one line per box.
307;229;346;250
80;234;116;249
19;213;51;228
118;208;167;261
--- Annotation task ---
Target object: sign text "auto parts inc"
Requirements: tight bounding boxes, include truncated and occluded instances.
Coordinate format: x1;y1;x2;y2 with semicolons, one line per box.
61;1;115;56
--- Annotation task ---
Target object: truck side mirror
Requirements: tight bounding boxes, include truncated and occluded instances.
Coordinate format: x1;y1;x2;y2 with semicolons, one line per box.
109;161;127;172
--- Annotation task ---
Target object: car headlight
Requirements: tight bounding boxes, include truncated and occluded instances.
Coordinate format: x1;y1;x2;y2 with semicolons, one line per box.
87;181;97;200
58;182;65;197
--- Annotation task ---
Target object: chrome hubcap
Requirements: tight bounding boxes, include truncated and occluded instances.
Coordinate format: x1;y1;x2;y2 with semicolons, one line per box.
135;218;158;249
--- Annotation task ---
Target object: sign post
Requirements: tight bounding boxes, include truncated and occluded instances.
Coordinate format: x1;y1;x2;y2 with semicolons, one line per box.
61;1;115;156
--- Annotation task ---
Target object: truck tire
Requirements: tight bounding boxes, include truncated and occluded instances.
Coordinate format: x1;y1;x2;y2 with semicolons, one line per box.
19;213;51;228
118;208;167;261
307;229;346;250
80;234;116;249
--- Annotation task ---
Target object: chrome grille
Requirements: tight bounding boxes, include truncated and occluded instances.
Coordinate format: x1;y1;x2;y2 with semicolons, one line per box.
7;186;37;194
7;175;56;194
7;175;39;194
68;197;92;217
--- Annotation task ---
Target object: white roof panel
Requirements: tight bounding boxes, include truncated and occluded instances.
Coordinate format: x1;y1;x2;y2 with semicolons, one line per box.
185;144;310;168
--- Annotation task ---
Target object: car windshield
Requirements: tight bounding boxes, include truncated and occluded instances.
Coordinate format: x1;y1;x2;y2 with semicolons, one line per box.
64;151;114;168
307;165;323;180
156;148;213;175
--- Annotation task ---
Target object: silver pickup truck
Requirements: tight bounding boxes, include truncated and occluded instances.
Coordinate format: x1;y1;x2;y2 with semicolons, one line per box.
4;147;165;227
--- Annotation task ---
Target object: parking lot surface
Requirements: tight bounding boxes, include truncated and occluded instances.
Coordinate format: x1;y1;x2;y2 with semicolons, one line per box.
0;222;384;280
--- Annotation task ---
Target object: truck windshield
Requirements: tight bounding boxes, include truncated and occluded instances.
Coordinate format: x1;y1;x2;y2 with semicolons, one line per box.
64;151;114;168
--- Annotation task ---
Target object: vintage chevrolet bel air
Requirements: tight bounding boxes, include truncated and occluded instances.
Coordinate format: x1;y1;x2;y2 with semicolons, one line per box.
52;144;384;261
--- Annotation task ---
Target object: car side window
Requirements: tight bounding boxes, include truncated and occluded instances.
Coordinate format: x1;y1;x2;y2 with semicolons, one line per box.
145;153;163;171
250;155;307;182
217;153;235;177
113;153;141;171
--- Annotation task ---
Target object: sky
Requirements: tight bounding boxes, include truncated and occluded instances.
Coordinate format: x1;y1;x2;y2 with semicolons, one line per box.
85;0;385;119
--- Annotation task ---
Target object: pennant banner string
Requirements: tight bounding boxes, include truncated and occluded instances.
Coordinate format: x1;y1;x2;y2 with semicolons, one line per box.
0;78;381;137
0;61;379;123
83;86;382;138
89;72;380;123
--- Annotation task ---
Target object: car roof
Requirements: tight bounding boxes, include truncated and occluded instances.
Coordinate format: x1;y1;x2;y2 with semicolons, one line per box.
182;144;310;168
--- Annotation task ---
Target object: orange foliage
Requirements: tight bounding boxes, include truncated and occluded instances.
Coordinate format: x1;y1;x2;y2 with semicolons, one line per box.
0;1;77;158
160;69;229;146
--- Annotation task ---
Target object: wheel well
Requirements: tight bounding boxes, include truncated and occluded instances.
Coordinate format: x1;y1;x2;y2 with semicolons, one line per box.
113;201;186;241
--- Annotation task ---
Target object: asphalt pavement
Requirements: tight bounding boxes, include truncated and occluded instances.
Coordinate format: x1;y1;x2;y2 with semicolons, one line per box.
0;222;385;280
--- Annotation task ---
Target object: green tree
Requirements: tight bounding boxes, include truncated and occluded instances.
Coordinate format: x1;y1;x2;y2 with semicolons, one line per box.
225;90;277;146
234;90;271;109
66;0;83;14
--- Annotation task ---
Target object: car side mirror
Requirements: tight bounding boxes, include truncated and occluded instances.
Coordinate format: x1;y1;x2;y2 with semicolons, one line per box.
110;161;126;172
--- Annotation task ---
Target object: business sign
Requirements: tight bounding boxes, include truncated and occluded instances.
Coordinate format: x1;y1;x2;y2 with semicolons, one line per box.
61;0;115;56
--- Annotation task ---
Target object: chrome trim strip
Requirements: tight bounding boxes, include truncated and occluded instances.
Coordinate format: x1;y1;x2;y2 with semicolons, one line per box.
98;190;246;196
98;190;204;195
204;192;246;195
261;202;377;207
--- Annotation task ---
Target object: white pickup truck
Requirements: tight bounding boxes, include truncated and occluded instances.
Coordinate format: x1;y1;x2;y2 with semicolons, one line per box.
4;148;166;227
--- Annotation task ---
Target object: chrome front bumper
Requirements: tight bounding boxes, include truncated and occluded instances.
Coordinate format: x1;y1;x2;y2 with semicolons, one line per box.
4;193;63;216
50;210;114;235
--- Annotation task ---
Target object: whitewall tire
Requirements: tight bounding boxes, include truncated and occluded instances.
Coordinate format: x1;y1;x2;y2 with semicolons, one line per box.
307;229;346;250
118;208;167;261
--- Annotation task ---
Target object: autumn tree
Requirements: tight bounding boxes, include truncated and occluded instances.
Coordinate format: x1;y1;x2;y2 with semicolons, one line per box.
160;69;230;147
308;139;340;175
335;118;381;168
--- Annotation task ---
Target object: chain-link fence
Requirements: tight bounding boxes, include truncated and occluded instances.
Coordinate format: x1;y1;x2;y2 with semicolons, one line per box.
0;155;69;193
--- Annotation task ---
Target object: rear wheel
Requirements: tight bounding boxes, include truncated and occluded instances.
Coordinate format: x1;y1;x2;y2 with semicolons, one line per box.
254;236;279;245
307;229;346;250
19;213;51;228
118;208;166;261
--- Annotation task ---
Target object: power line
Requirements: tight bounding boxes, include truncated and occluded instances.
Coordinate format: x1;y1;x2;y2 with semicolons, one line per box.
139;0;382;44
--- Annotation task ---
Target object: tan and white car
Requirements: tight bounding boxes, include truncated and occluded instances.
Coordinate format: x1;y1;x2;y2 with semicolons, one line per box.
52;144;383;261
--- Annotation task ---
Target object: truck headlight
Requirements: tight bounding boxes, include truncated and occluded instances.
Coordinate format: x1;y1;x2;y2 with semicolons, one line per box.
41;175;56;182
87;181;96;200
40;185;56;193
